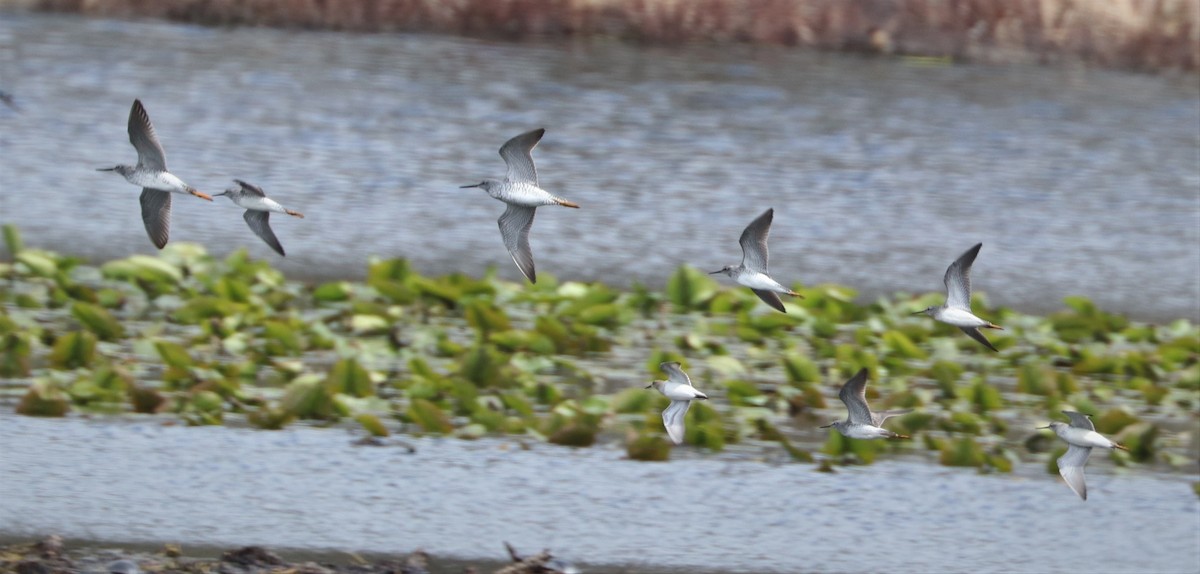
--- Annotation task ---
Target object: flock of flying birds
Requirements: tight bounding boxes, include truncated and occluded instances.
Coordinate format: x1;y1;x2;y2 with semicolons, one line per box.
98;99;1123;501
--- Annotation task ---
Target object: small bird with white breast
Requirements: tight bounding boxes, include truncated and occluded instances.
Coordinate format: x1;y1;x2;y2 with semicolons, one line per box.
460;128;579;283
98;99;212;249
645;361;708;445
710;208;802;313
820;368;911;440
213;180;304;257
913;242;1004;351
1040;410;1128;500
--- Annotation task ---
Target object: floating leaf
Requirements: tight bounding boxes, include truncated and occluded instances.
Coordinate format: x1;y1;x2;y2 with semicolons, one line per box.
350;314;390;336
782;353;820;385
3;223;23;256
326;357;375;397
0;332;31;377
939;437;984;467
666;265;716;312
16;250;57;277
16;379;69;417
71;302;124;341
313;281;353;302
154;340;194;371
128;385;166;414
408;399;453;433
355;413;390;437
281;374;337;420
626;434;671;461
49;331;96;369
101;255;183;285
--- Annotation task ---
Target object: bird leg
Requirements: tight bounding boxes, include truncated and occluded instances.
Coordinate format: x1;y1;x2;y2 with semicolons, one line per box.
285;209;305;218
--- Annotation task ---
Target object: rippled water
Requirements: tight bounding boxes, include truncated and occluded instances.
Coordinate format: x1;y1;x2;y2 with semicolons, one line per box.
0;13;1196;321
1;414;1197;573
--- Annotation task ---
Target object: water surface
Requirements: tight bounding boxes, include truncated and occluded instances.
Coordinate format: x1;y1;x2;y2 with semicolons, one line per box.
1;414;1197;573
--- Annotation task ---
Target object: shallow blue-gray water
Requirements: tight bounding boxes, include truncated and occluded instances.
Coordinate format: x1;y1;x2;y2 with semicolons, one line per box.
1;414;1197;573
0;13;1197;321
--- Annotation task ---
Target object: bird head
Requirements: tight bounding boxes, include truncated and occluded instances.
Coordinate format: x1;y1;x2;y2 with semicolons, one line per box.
97;165;134;177
460;179;500;192
708;265;735;276
911;306;937;317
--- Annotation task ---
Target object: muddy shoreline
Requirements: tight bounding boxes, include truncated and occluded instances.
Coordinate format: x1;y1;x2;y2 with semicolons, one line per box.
0;536;603;574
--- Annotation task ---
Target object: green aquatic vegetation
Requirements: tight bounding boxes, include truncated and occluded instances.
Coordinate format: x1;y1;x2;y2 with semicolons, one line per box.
626;433;672;461
0;332;31;377
967;379;1004;413
69;302;124;341
182;390;225;425
14;250;61;279
16;378;70;417
326;358;375;397
782;353;820;384
753;419;813;462
1093;408;1139;435
666;265;718;312
723;379;763;406
1017;363;1056;396
928;360;963;399
101;255;183;295
821;430;880;464
942;411;985;435
983;446;1015;473
610;386;656;414
3;223;23;256
465;299;511;336
355;413;390;437
683;400;726;450
67;365;131;407
48;331;96;370
260;320;305;356
171;296;248;325
1120;423;1158;463
2;233;1197;469
882;330;926;360
543;404;601;447
939;436;985;467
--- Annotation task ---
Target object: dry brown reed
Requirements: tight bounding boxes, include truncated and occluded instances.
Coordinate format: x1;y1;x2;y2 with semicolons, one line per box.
23;0;1200;72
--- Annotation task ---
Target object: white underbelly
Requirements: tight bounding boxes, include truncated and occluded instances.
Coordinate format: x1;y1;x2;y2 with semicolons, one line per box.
129;170;188;193
737;271;786;292
937;307;988;328
499;183;557;207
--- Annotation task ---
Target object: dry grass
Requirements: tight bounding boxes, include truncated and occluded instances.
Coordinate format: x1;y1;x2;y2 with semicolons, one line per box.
24;0;1200;72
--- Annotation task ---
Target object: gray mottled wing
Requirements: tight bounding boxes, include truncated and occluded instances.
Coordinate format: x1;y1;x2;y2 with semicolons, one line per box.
738;208;773;273
499;128;544;186
244;210;285;256
234;179;267;198
944;242;981;310
659;361;691;386
1057;444;1092;500
662;399;691;445
139;188;171;249
871;408;913;427
498;204;537;283
1062;411;1096;431
838;368;874;425
751;289;786;313
959;327;998;352
128;99;167;171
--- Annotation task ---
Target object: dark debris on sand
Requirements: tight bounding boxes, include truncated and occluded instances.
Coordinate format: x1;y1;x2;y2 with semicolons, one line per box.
0;537;577;574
